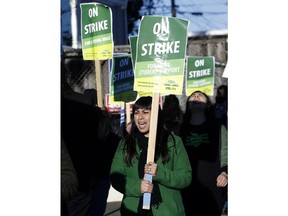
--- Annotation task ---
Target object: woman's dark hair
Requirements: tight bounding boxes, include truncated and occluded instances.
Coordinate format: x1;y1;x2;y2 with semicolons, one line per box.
216;84;228;98
123;96;172;166
162;94;182;124
185;90;214;110
180;90;216;139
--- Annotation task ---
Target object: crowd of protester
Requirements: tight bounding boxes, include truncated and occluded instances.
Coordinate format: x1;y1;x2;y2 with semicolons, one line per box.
61;60;228;216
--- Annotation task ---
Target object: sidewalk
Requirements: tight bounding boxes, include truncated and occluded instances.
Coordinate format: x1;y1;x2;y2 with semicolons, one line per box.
104;187;122;216
104;201;121;216
104;187;228;216
104;201;228;216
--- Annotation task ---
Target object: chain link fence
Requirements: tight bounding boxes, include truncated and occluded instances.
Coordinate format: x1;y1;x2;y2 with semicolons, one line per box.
62;34;228;119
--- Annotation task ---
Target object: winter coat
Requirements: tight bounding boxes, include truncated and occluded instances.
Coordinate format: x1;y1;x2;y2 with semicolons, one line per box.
110;133;192;216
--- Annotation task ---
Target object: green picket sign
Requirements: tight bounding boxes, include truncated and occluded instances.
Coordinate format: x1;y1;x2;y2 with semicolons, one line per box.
134;16;189;95
129;35;138;70
80;2;113;60
110;55;138;103
186;56;215;96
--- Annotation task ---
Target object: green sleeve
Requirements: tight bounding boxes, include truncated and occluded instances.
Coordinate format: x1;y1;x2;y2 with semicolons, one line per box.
154;135;192;189
109;139;142;197
220;125;228;170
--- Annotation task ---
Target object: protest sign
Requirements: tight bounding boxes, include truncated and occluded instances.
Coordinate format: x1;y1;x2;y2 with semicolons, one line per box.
80;2;114;107
134;15;189;210
80;2;113;60
134;16;189;95
109;54;138;103
186;56;215;96
129;35;137;70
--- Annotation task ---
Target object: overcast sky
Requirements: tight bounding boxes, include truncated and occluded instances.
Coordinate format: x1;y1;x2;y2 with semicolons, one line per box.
137;0;227;35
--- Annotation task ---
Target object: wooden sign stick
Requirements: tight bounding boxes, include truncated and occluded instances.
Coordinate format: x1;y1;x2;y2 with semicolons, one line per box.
142;92;160;209
95;60;103;107
126;103;131;124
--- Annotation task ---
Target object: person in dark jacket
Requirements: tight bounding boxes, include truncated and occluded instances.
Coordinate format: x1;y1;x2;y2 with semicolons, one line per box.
61;61;120;216
162;94;183;136
214;84;228;129
180;90;228;216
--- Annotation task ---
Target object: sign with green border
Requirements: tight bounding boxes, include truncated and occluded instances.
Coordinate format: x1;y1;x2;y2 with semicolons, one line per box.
129;35;137;70
80;2;113;60
109;54;138;103
186;56;215;96
134;16;189;95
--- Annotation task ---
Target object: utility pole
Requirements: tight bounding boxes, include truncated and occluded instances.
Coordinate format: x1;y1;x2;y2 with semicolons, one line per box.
70;0;78;49
171;0;176;17
148;0;153;15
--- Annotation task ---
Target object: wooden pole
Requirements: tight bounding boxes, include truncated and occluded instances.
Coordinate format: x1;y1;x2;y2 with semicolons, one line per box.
142;92;160;209
125;103;131;124
95;60;103;107
146;92;159;163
